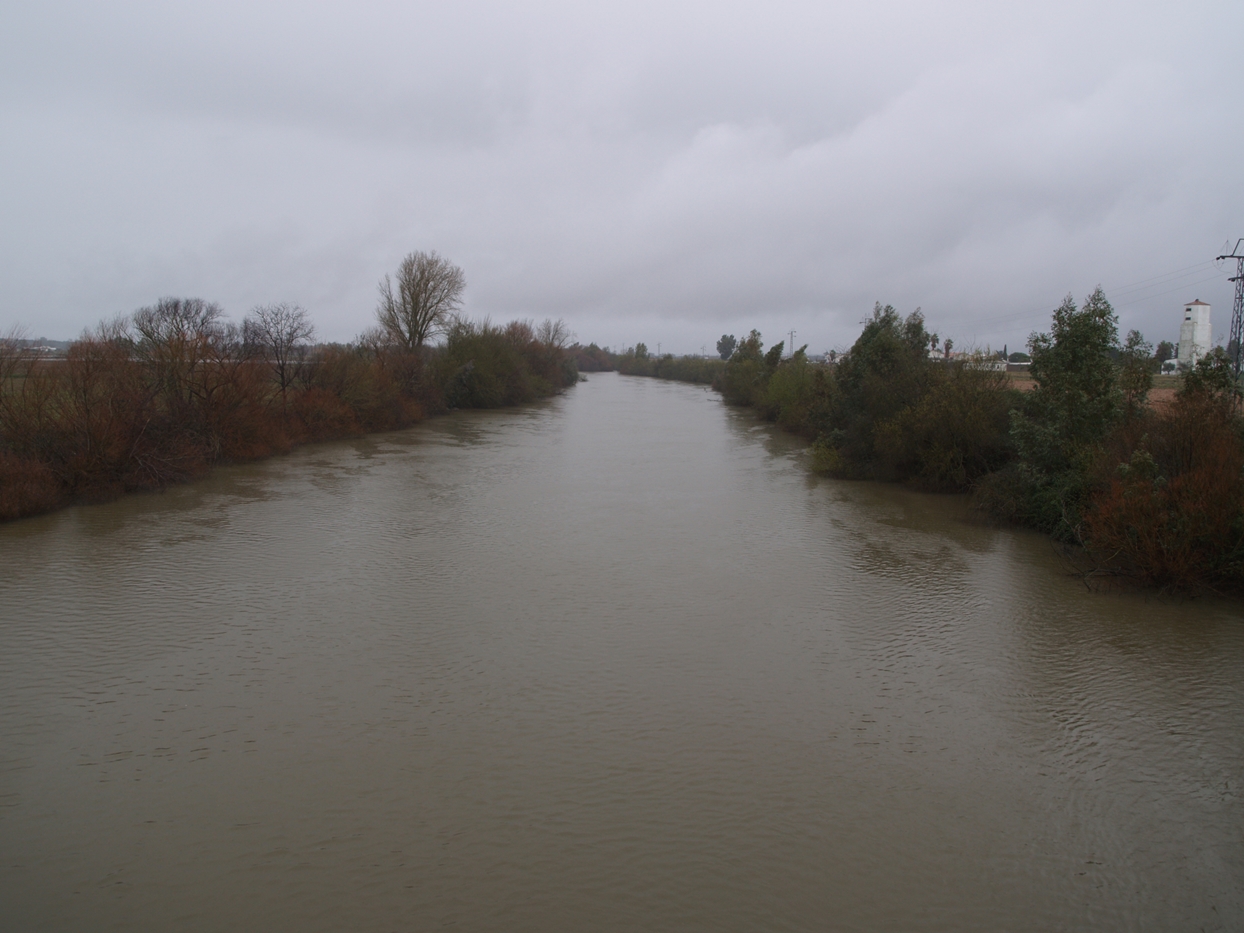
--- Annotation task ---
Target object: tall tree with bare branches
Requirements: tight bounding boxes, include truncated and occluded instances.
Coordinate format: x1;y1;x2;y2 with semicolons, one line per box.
376;251;465;351
244;303;315;407
131;297;227;415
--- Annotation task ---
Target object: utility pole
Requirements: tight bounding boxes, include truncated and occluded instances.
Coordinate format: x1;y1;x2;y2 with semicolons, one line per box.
1216;239;1244;379
788;330;796;357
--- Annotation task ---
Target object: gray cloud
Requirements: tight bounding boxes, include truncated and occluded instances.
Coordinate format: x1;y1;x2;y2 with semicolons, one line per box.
2;0;1241;355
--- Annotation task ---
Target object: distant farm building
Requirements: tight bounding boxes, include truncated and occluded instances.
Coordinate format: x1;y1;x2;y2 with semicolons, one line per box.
924;349;1008;371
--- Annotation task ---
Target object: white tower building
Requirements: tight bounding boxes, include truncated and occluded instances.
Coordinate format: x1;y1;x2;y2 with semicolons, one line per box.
1177;299;1211;367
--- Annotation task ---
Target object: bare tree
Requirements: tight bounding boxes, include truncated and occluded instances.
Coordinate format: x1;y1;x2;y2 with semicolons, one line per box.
244;303;315;404
132;298;227;411
376;251;465;351
356;325;390;357
536;318;571;349
0;326;29;392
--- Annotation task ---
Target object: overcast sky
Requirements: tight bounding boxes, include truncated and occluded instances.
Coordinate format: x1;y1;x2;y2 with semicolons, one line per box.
2;0;1241;354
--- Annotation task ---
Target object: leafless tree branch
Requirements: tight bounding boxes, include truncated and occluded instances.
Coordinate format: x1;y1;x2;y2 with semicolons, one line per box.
377;251;465;351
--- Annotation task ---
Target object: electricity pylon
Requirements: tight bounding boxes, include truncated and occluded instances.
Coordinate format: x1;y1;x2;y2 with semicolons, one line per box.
1217;239;1244;378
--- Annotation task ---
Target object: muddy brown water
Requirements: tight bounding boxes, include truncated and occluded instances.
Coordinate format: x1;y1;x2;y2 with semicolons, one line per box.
1;372;1241;931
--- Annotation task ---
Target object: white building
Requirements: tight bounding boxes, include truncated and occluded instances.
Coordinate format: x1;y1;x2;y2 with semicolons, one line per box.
1177;299;1211;367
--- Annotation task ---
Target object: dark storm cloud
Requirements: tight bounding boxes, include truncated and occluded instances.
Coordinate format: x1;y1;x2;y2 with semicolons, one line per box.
2;0;1241;354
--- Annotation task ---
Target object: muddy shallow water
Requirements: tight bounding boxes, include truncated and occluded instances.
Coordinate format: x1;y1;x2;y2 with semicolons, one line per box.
1;372;1241;931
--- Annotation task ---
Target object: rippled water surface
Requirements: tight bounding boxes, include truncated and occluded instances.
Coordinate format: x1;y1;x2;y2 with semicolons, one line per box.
2;372;1242;931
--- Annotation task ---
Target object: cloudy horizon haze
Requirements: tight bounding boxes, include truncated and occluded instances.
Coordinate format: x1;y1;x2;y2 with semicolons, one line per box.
2;0;1241;356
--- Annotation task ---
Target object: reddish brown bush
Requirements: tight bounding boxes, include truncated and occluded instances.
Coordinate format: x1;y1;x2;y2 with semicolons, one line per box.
1084;391;1244;590
292;387;361;440
0;451;63;521
1;303;574;522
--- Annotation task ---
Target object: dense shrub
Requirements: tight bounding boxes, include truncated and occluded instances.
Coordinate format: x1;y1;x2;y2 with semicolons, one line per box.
756;348;819;433
718;330;771;405
621;310;1014;493
604;289;1244;593
650;355;724;384
0;451;62;520
307;344;415;432
873;364;1019;489
616;349;724;384
0;303;577;522
433;319;576;409
810;305;935;474
570;343;617;372
1082;356;1244;590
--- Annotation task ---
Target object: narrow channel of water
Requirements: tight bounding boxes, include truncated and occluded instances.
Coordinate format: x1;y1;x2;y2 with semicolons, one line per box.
1;372;1241;931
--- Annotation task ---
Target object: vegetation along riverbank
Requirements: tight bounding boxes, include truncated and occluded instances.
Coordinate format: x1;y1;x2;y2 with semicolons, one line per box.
619;290;1244;593
0;251;578;523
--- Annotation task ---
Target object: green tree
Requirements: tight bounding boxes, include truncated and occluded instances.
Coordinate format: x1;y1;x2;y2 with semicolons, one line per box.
720;330;765;404
716;334;737;360
1180;349;1238;403
813;303;932;472
1018;289;1120;466
732;330;762;362
1118;329;1153;422
1004;287;1121;535
763;340;785;371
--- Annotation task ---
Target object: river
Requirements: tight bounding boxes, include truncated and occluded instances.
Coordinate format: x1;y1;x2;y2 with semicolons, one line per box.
1;372;1241;931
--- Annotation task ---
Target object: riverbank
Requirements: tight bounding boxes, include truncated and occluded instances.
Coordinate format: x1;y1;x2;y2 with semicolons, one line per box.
616;301;1244;594
0;312;578;523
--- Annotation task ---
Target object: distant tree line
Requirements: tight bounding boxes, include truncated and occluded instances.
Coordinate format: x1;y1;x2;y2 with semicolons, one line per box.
614;343;724;384
621;289;1244;593
568;342;618;372
0;251;578;522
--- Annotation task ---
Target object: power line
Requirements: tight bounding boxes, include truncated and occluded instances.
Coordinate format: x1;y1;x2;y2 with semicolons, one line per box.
1105;267;1220;302
1102;259;1218;295
1216;239;1244;378
1112;271;1230;308
942;262;1231;331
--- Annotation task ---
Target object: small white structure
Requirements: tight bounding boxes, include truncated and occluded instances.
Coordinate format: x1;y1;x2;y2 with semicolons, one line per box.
965;358;1008;372
1177;299;1211;367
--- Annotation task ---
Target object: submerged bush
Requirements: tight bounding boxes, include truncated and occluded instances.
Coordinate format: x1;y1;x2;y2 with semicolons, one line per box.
433;318;575;409
615;349;724;385
0;451;62;521
1000;289;1122;537
571;343;617;372
812;305;935;474
874;363;1018;489
719;330;769;405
